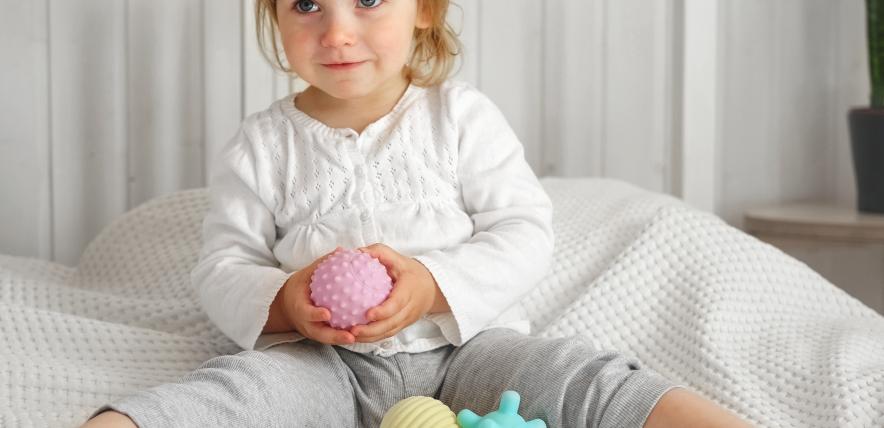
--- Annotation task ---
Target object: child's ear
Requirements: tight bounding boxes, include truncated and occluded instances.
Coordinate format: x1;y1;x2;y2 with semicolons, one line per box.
415;0;432;30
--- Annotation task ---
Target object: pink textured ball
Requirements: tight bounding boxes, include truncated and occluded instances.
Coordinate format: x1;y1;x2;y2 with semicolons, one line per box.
309;248;393;329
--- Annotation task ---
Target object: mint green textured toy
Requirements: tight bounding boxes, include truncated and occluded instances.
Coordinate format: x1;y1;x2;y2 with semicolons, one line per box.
456;390;546;428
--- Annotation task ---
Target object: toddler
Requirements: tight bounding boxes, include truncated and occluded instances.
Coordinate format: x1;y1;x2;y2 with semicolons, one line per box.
83;0;749;426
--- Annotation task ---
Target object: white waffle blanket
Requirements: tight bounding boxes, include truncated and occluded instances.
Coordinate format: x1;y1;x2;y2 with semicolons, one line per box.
2;178;883;427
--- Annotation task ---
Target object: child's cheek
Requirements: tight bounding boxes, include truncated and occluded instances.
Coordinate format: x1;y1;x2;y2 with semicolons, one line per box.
369;28;413;68
283;31;316;72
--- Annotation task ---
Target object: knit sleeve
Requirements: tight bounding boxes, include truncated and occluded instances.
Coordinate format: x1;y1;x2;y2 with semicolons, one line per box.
413;85;555;346
189;124;304;351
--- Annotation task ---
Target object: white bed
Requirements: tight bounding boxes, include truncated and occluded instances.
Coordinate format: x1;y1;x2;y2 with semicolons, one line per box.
2;177;883;427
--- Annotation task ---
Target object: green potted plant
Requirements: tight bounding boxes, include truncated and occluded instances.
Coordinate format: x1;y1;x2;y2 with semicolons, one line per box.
850;0;884;213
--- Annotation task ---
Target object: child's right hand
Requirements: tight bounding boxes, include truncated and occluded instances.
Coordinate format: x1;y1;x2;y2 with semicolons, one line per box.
280;247;356;345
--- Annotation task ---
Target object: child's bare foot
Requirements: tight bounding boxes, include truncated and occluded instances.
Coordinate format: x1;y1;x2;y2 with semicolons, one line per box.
645;388;752;428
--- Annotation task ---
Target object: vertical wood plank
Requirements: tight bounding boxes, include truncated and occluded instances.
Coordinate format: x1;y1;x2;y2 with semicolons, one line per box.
718;1;778;226
542;0;605;177
658;0;678;195
127;0;205;208
0;0;52;260
719;0;845;226
49;0;129;265
477;0;544;173
204;0;244;181
679;0;719;212
832;0;867;207
775;0;835;203
602;0;673;194
242;0;281;117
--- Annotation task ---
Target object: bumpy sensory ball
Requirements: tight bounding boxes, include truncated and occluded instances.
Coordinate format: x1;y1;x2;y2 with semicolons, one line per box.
457;390;547;428
309;248;393;329
380;396;459;428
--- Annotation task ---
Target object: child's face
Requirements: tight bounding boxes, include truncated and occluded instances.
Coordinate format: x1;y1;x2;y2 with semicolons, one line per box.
276;0;430;99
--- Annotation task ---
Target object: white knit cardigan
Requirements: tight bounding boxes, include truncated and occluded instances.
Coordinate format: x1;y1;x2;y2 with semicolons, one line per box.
190;80;554;356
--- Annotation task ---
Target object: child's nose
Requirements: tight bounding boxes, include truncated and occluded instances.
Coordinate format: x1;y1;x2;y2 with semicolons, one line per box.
320;13;357;48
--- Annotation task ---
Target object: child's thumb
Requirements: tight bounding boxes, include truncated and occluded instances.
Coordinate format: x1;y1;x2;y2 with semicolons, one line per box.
358;243;400;268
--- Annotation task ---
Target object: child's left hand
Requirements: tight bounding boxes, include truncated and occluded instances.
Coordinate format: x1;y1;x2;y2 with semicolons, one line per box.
350;243;448;343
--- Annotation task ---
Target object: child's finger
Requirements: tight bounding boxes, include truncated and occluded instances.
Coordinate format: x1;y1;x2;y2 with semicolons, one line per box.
307;322;355;345
352;307;410;342
304;306;330;322
358;243;401;275
366;288;406;321
296;284;315;308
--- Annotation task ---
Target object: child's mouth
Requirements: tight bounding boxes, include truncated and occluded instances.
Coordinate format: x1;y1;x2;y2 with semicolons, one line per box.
323;61;365;71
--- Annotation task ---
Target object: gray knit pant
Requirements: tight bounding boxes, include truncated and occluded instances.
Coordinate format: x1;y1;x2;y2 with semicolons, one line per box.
94;328;676;427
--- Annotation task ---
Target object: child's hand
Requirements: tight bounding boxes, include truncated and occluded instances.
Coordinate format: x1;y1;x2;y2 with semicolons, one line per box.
281;247;357;345
349;243;448;343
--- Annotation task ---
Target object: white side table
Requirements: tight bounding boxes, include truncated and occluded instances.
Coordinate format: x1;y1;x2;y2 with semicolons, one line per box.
744;203;884;315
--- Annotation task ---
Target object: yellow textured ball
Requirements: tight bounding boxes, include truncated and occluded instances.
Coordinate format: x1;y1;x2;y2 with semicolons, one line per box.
380;396;459;428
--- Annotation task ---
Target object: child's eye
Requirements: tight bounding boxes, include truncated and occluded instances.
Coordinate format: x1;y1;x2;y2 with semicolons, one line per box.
294;0;319;13
356;0;383;9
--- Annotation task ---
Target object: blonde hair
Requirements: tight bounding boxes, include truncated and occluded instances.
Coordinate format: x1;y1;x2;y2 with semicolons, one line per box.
255;0;462;87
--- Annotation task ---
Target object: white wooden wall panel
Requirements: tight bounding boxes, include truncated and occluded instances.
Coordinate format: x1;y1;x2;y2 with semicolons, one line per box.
680;0;720;213
719;1;778;227
203;0;244;180
718;0;866;227
50;0;130;265
833;0;868;208
538;0;677;194
0;0;52;260
242;0;276;117
541;0;605;178
475;0;545;169
602;0;674;194
775;0;835;202
127;0;205;209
